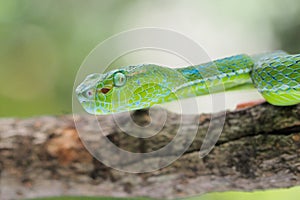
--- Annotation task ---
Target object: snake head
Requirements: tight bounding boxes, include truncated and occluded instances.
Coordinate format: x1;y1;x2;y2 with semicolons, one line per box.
76;69;126;114
76;64;184;115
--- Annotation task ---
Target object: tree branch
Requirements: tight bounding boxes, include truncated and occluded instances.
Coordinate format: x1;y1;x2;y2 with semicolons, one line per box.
1;103;300;199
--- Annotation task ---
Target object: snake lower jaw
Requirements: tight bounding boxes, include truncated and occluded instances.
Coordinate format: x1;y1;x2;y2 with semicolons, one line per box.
76;100;95;114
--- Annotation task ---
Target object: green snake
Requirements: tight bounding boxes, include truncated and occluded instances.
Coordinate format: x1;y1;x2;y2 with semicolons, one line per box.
76;51;300;114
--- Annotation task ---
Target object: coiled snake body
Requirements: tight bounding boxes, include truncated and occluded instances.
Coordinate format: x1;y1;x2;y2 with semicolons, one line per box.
76;51;300;114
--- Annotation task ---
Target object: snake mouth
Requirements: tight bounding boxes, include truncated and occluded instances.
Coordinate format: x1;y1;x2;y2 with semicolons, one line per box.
79;98;113;115
77;100;95;114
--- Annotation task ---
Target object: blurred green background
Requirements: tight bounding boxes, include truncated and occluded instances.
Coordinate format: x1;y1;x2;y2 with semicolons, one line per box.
1;0;300;199
1;0;299;117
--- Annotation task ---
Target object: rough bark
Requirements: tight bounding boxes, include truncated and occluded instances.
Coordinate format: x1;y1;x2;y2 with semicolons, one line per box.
1;103;300;200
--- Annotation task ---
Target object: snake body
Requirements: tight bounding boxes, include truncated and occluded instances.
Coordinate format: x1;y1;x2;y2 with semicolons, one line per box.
76;51;300;114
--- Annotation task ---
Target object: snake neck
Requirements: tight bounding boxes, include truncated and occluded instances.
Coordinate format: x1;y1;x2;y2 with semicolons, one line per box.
174;54;255;98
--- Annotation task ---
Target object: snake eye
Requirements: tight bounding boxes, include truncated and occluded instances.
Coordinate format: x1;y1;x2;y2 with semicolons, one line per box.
113;72;126;87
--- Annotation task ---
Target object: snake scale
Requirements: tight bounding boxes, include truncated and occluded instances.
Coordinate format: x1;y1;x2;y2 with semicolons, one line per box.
76;51;300;114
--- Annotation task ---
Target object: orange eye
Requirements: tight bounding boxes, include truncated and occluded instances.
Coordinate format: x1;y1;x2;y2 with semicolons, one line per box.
100;88;110;94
